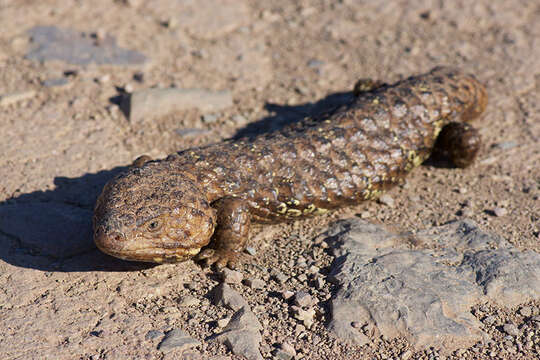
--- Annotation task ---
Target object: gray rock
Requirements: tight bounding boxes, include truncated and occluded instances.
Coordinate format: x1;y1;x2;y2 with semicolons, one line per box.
125;88;232;124
324;219;540;353
42;77;69;88
214;307;263;360
210;283;248;311
158;329;200;353
0;202;94;258
503;323;520;337
25;26;146;65
294;291;313;307
220;268;243;284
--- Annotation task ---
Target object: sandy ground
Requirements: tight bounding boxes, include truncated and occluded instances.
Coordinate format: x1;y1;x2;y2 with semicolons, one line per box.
0;0;538;359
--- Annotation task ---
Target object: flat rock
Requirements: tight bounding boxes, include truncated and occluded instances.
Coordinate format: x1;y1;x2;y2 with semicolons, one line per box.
158;328;200;353
0;202;94;258
325;219;540;353
125;88;232;124
214;307;263;360
25;26;147;65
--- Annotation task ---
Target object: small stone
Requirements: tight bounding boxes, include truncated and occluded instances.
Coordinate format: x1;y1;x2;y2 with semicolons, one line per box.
157;329;200;353
220;268;243;284
146;330;164;340
307;265;320;274
210;283;248;311
42;77;69;88
315;277;325;290
214;307;263;360
0;90;37;107
297;274;307;282
493;207;508;217
359;211;371;218
217;316;231;328
245;246;256;256
273;342;296;360
483;315;497;326
124;83;134;93
307;58;324;68
519;306;532;317
271;270;288;284
378;194;395;207
282;290;294;300
294;291;313;307
178;296;200;307
400;349;413;360
231;114;248;125
503;323;520;337
291;306;316;328
245;278;265;289
97;74;111;84
202;113;219;124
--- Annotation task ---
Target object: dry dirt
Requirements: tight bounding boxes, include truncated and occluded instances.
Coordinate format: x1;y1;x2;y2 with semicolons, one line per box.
0;0;538;359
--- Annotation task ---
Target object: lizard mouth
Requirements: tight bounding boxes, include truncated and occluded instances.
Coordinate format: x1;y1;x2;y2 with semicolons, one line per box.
94;227;201;263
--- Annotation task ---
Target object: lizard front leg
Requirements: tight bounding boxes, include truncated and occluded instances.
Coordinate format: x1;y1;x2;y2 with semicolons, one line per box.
196;196;251;268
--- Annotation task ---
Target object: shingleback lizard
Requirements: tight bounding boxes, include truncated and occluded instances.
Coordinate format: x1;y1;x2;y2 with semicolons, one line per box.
93;67;487;267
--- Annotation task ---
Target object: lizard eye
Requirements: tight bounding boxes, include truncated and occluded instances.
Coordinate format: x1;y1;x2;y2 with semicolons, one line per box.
147;219;161;232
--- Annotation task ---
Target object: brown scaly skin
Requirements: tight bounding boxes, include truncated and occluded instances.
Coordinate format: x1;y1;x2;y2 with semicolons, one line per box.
93;67;488;267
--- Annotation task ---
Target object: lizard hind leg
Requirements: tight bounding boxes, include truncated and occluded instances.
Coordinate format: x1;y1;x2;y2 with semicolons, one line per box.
196;196;251;269
433;122;482;168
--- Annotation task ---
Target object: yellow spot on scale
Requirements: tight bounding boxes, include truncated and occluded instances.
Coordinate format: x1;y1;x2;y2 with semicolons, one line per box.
277;202;287;214
313;208;328;215
286;209;302;217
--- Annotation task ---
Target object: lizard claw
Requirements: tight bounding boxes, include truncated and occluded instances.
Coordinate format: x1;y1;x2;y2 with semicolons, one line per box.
195;248;245;269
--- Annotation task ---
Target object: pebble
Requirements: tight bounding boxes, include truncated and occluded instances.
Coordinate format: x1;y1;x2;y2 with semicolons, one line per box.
220;268;243;284
400;349;413;360
245;246;257;256
0;90;36;107
282;290;295;300
294;291;313;307
202;113;219;123
245;278;265;289
145;330;163;340
217;316;230;328
273;342;296;360
483;315;497;326
211;283;248;311
378;194;395;207
503;323;520;336
291;306;316;328
493;207;508;217
359;211;371;218
178;296;200;307
175;128;211;138
315;277;325;290
157;329;201;353
42;77;69;88
519;306;532;317
215;307;263;360
271;270;288;284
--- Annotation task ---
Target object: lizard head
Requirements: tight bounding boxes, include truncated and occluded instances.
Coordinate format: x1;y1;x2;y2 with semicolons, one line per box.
93;161;216;263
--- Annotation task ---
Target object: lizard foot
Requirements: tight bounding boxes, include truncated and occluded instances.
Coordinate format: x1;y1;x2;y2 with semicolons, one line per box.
195;248;248;269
